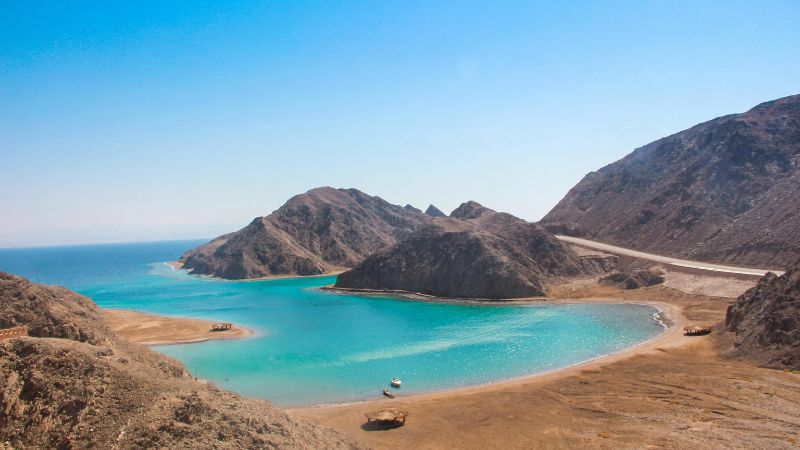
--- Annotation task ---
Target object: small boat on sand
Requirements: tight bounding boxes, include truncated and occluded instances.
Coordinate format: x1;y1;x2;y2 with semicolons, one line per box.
383;389;395;398
390;378;402;388
683;325;712;336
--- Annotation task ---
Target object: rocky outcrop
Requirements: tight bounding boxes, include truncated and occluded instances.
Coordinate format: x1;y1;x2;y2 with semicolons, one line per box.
541;94;800;268
599;268;665;290
181;187;429;279
424;204;446;217
724;261;800;370
335;203;611;299
0;273;110;345
0;273;361;449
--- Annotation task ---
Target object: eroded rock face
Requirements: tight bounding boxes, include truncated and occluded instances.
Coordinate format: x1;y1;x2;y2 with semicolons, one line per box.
541;94;800;268
724;262;800;370
0;273;362;449
180;187;429;279
335;203;611;299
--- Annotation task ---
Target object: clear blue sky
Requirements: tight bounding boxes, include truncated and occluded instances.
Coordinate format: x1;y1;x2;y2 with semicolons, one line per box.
2;1;799;247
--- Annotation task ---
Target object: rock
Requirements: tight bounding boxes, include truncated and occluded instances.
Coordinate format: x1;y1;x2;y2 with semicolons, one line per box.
541;94;800;268
180;187;429;279
599;269;665;290
0;272;362;449
424;204;446;217
724;260;800;370
335;203;612;299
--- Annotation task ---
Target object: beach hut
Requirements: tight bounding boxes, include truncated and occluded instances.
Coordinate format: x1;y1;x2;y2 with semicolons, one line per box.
683;325;712;336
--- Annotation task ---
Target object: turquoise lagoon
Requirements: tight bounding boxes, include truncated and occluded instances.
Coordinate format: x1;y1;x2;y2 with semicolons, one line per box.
0;240;664;406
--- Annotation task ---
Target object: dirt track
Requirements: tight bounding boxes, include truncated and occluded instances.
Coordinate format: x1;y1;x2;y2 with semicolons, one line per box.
557;235;786;276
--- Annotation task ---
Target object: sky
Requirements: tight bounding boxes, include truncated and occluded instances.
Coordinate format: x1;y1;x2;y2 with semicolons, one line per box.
2;1;799;247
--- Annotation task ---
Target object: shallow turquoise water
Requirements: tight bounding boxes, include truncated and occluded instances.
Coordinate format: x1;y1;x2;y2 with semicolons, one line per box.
0;240;664;406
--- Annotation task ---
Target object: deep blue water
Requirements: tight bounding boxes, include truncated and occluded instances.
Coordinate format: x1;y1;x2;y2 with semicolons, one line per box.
0;240;664;406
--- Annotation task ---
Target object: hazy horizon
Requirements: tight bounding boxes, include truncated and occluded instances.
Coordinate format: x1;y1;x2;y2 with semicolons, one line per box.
3;1;799;247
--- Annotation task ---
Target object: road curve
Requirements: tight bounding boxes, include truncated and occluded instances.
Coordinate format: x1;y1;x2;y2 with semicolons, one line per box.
556;235;785;277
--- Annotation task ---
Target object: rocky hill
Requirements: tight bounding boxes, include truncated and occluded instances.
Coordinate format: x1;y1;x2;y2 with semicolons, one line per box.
541;94;800;269
599;268;665;290
335;202;613;299
723;260;800;370
181;187;429;279
0;272;361;449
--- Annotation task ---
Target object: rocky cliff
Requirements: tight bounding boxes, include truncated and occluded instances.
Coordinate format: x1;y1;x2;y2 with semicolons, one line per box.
724;261;800;370
0;272;361;449
335;202;611;299
181;187;429;279
541;94;800;268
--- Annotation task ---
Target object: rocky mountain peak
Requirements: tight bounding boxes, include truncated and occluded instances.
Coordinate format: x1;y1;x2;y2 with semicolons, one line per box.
424;204;446;217
450;201;493;220
180;187;430;279
404;204;423;214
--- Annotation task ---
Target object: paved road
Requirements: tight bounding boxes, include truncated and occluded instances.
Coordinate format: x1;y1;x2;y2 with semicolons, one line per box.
556;235;785;277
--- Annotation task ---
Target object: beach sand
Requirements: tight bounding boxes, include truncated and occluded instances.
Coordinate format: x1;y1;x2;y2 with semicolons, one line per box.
291;283;800;449
103;309;251;345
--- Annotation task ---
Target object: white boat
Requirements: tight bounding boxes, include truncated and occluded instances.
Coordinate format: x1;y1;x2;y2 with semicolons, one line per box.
390;378;402;387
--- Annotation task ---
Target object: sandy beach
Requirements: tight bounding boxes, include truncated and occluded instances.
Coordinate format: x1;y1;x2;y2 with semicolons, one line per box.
291;283;800;449
103;309;252;345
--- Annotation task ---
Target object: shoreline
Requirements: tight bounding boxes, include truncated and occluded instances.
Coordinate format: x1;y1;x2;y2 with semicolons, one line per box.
165;261;345;282
290;298;685;411
322;284;553;304
103;309;253;346
321;282;650;306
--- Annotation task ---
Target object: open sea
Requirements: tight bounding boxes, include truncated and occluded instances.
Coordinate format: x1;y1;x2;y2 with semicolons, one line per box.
0;240;664;406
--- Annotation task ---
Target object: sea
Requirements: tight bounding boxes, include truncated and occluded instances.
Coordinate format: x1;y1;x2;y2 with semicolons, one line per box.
0;240;665;406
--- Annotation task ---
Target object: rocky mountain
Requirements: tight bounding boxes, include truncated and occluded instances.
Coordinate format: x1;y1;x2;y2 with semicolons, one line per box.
724;260;800;370
541;94;800;269
424;204;446;217
335;202;613;299
0;272;360;449
180;187;429;279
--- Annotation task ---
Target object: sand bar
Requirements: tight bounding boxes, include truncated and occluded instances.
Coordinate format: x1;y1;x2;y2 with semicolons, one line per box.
104;309;252;345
